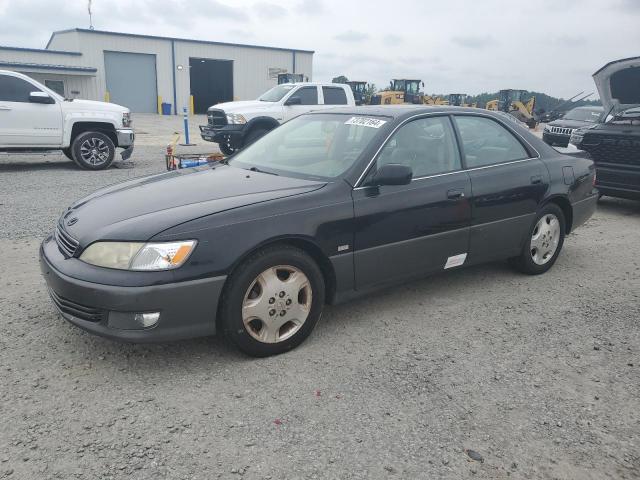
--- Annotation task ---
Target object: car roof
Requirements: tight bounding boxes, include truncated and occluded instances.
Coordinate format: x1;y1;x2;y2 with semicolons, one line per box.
568;105;604;111
313;105;491;119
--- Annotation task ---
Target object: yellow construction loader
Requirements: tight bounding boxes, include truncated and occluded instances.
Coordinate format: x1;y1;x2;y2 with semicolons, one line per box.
486;89;537;128
370;79;449;106
448;93;477;108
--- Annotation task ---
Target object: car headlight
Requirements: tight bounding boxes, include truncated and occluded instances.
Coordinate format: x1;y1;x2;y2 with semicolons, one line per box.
80;240;196;271
226;113;247;125
122;112;132;127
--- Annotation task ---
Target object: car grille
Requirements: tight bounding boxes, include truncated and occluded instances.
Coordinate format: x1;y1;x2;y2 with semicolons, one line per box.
54;224;80;258
549;126;572;135
207;109;227;127
583;133;640;167
48;289;105;323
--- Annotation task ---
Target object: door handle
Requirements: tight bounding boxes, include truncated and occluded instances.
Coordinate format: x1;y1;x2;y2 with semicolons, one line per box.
530;175;543;185
447;189;465;200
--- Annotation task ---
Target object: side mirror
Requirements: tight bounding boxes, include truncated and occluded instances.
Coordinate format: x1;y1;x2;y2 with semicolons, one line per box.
372;163;413;186
29;92;55;104
285;96;302;106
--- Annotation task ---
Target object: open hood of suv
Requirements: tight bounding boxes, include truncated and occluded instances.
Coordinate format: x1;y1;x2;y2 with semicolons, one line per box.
593;56;640;115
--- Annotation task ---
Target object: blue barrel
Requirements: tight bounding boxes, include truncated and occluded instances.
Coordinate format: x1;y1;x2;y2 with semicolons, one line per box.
161;102;172;115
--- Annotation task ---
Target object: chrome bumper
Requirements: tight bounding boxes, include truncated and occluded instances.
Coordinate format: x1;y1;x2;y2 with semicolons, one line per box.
116;128;135;148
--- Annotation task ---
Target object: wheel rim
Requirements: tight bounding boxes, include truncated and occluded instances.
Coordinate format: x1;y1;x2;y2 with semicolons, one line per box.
242;265;312;344
530;214;561;265
79;137;110;165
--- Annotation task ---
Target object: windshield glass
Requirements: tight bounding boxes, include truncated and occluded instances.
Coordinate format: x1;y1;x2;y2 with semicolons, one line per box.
564;108;602;122
259;85;296;102
229;114;388;180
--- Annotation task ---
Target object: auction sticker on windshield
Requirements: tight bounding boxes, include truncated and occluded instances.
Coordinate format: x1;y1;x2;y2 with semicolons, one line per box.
345;117;387;128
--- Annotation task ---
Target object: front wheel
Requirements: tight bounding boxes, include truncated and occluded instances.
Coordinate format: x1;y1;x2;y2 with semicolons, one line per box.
220;245;325;357
71;131;115;170
218;135;237;156
509;203;566;275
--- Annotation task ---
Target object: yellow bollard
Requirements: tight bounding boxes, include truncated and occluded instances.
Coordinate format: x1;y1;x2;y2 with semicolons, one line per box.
190;95;195;115
104;91;110;103
157;96;163;115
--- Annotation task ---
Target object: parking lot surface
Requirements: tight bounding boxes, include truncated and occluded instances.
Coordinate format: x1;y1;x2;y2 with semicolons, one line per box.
0;136;639;479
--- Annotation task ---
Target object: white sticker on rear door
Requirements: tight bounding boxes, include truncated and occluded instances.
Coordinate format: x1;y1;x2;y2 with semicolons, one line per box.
345;117;387;128
444;253;467;269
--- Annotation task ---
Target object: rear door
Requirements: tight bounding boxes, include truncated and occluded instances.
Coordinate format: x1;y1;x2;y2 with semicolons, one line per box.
282;86;319;122
452;114;549;263
353;115;472;288
0;73;62;147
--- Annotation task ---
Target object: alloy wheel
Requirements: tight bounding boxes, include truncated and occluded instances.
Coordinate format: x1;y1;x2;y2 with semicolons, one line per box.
79;137;110;166
242;265;312;344
530;213;561;265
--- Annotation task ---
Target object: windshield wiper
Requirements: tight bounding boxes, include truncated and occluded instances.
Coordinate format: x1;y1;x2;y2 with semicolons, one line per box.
248;166;278;176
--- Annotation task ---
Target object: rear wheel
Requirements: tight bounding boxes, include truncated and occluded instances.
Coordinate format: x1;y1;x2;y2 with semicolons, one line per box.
71;131;115;170
220;245;325;357
510;203;565;275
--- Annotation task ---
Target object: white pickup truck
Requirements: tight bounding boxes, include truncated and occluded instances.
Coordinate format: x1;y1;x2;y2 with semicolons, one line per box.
199;82;356;155
0;70;134;170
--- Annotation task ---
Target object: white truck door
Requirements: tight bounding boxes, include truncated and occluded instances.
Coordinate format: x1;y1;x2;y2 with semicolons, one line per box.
282;86;320;122
0;74;62;147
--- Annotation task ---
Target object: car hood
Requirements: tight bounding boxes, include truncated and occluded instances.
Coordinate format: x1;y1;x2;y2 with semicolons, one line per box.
208;100;279;115
548;119;595;129
61;98;128;114
593;56;640;114
61;165;325;245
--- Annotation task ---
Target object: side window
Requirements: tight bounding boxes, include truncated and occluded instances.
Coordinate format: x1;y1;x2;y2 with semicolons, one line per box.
454;116;529;168
293;87;318;105
374;116;461;179
0;75;41;102
322;87;348;105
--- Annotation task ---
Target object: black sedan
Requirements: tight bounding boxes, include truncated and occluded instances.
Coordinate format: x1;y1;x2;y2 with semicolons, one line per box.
41;106;598;357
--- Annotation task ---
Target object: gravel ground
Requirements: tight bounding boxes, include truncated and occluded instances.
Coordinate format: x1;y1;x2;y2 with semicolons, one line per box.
0;145;639;480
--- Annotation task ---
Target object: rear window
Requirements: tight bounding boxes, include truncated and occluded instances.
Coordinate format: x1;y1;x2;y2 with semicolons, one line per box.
322;87;348;105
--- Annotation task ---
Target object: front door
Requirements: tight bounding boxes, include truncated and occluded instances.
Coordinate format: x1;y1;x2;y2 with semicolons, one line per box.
0;74;62;147
282;86;319;122
353;115;472;289
452;115;549;263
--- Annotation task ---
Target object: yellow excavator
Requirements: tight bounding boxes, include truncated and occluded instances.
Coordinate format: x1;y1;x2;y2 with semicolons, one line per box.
448;93;477;108
486;89;537;128
370;79;449;106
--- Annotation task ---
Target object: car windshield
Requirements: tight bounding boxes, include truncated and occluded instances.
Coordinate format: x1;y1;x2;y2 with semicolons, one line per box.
258;85;296;102
563;108;602;123
229;114;388;180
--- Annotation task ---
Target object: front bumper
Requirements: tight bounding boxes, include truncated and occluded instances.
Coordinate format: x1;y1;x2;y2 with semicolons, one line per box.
199;124;246;144
543;131;570;147
116;128;135;147
40;237;226;342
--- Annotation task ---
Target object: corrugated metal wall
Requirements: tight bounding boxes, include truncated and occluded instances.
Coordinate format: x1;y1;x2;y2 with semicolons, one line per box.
8;30;314;113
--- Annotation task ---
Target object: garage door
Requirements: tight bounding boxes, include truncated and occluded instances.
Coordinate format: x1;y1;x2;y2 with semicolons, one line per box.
104;51;157;113
189;58;233;114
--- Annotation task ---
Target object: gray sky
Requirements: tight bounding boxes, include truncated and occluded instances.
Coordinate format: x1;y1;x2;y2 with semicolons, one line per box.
1;0;638;98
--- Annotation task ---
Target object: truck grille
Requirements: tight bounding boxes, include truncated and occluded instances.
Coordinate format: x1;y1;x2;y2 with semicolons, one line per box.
55;224;80;258
549;126;572;135
49;289;105;323
207;109;227;127
583;133;640;167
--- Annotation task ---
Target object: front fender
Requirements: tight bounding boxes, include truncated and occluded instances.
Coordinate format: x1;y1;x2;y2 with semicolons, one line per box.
62;113;121;147
244;116;280;135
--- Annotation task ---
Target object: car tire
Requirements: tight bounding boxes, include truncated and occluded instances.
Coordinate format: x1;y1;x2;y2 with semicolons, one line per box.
220;245;325;357
71;131;116;170
62;148;74;161
243;127;270;147
509;203;566;275
218;135;237;156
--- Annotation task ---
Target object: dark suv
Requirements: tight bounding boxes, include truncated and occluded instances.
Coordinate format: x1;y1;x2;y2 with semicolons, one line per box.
570;57;640;200
543;106;603;147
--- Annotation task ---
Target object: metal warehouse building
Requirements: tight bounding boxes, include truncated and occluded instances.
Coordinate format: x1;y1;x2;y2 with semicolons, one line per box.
0;28;314;114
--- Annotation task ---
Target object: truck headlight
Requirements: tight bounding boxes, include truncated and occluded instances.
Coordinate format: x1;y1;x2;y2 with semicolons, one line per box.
80;240;196;271
226;113;247;125
122;112;132;127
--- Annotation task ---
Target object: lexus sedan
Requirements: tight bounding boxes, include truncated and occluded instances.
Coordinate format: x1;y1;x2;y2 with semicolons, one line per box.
41;106;598;357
